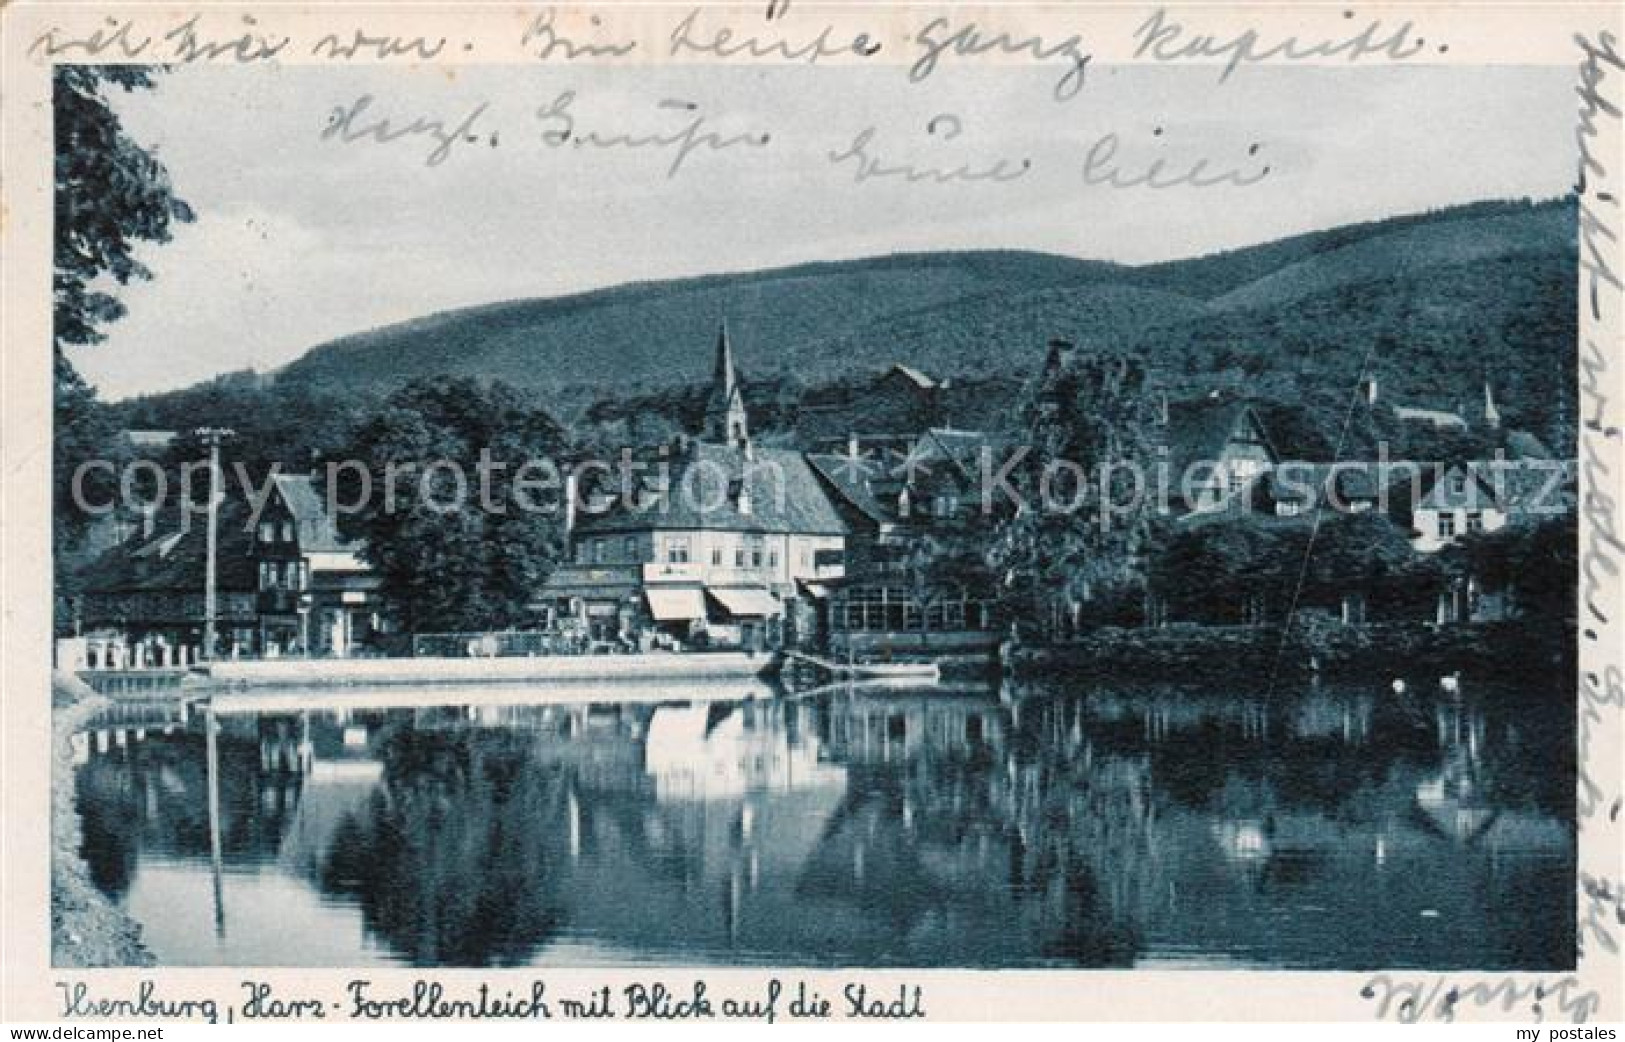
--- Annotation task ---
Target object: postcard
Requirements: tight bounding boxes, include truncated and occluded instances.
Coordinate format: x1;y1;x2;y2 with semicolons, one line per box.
1;0;1621;1026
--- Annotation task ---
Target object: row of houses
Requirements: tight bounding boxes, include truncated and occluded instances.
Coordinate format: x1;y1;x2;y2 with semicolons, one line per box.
76;473;385;660
73;328;1573;659
531;327;1003;655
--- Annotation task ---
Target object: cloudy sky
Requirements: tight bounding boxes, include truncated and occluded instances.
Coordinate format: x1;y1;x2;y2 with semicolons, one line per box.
71;61;1575;399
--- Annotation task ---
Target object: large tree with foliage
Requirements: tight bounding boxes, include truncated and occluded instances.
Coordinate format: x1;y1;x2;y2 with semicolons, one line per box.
332;378;570;634
990;347;1162;635
53;66;193;631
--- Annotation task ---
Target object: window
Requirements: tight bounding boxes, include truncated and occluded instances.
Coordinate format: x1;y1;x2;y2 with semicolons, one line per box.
1437;514;1457;539
623;537;637;561
711;546;722;566
593;539;606;564
768;548;779;569
259;522;274;543
1465;511;1484;534
751;546;763;568
667;538;690;564
575;542;590;564
735;546;746;568
281;522;294;542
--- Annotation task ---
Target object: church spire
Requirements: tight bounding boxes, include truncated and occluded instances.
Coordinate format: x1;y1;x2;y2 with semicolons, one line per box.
705;320;750;447
1483;378;1501;429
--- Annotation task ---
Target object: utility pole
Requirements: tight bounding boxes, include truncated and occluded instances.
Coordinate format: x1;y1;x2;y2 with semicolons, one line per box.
195;427;234;661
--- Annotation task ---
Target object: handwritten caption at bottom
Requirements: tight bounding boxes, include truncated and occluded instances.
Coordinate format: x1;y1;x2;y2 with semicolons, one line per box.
58;978;925;1024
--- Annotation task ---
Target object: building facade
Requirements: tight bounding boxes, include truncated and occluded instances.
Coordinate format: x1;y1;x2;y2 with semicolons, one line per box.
537;326;848;649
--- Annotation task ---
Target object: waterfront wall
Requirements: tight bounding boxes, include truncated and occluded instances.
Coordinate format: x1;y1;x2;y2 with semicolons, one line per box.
202;650;779;688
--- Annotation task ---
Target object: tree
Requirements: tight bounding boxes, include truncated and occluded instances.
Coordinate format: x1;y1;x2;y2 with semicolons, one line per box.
54;66;194;353
332;378;570;634
53;66;193;632
1151;516;1307;625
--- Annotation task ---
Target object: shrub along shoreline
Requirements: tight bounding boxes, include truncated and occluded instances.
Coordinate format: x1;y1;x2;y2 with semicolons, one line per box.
1005;620;1574;685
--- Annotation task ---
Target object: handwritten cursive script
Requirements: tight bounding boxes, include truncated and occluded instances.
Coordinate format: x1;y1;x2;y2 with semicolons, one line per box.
322;94;493;168
536;93;771;177
1133;7;1432;83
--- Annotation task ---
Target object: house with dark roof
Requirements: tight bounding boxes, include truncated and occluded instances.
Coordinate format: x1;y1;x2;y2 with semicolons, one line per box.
252;473;385;655
538;326;848;648
804;426;1006;657
1154;394;1278;515
79;502;260;657
793;363;951;454
1394;459;1575;553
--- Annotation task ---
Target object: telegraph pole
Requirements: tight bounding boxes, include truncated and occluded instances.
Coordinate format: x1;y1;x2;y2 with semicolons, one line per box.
195;427;234;661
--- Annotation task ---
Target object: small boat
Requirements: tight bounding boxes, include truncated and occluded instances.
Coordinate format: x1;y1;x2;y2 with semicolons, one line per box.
778;650;941;682
846;660;941;681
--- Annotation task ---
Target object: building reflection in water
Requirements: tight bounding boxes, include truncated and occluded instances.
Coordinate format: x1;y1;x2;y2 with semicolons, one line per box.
73;676;1574;969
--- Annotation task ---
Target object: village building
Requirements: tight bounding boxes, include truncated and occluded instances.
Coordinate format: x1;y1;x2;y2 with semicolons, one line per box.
1156;394;1280;515
78;503;260;665
76;475;385;662
252;474;386;656
805;426;1005;658
537;326;847;650
794;363;951;455
1393;459;1575;554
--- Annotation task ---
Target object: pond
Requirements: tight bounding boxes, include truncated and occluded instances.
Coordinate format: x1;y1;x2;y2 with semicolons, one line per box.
71;675;1575;969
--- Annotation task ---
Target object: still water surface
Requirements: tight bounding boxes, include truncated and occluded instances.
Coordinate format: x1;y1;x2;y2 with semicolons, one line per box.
74;676;1575;969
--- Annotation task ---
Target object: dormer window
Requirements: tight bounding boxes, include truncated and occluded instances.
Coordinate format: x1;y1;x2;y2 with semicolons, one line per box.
259;522;274;543
280;521;294;542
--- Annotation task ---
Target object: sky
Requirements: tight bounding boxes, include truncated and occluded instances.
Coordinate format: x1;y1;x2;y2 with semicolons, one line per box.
70;61;1576;399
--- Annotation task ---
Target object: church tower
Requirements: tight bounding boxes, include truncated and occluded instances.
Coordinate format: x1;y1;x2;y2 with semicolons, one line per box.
705;321;750;448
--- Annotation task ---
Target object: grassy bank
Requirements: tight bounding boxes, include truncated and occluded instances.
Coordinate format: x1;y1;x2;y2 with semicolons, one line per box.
51;672;153;968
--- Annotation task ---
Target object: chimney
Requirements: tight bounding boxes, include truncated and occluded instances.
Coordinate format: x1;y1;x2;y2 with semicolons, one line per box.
847;432;860;459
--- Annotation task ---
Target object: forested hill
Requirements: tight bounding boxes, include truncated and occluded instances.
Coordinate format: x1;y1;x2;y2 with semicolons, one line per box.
124;197;1575;448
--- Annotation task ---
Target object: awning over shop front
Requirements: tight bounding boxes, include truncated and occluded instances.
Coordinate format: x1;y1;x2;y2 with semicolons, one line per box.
645;587;707;622
707;587;781;618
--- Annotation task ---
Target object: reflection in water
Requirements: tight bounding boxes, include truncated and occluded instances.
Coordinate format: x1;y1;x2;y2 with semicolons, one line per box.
75;678;1575;969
